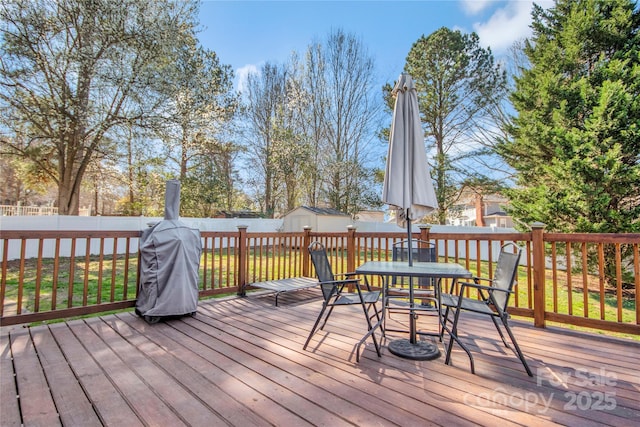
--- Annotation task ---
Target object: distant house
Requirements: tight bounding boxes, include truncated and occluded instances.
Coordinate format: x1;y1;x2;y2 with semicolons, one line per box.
448;192;514;228
483;211;513;228
281;206;352;232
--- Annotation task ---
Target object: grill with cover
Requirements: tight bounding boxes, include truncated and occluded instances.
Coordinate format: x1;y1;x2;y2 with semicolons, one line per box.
135;180;201;323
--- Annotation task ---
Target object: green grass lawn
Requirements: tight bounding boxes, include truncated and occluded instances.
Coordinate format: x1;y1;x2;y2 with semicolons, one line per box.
3;251;637;341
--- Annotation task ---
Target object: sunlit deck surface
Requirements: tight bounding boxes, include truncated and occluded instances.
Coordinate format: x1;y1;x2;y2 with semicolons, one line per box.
2;289;639;426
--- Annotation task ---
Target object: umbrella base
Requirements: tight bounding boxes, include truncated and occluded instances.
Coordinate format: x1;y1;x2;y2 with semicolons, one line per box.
388;338;441;360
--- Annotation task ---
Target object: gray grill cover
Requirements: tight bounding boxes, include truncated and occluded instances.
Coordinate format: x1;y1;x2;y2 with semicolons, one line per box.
135;180;201;319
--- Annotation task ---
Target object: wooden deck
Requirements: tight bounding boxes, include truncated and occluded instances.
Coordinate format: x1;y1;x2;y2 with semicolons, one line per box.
1;289;639;426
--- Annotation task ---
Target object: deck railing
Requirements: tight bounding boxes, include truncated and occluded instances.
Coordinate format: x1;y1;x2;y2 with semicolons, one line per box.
1;225;638;335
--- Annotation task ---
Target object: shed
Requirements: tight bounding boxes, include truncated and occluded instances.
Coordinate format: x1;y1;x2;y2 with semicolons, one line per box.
355;210;385;222
282;206;352;232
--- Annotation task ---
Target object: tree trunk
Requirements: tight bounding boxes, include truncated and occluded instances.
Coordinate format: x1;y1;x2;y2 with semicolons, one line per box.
58;184;80;215
93;184;99;216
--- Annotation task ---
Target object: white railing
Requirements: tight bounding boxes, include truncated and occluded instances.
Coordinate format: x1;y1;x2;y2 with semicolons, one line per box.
1;205;58;216
0;205;93;216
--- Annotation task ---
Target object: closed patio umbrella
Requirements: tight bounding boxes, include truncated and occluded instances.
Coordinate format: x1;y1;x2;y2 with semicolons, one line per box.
382;73;439;360
383;73;437;262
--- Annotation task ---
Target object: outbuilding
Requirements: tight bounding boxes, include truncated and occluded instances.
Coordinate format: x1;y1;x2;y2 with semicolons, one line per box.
281;206;352;232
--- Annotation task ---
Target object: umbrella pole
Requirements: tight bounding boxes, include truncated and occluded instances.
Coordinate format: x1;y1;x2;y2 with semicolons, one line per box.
407;208;417;344
406;208;413;266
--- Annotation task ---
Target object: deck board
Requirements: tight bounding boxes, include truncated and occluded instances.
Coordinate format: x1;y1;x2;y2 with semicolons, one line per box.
0;333;21;427
48;322;144;426
10;329;61;426
1;290;638;426
29;326;101;427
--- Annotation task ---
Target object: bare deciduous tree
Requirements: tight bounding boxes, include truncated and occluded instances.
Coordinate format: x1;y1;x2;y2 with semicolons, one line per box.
243;62;288;217
304;29;380;215
0;0;199;214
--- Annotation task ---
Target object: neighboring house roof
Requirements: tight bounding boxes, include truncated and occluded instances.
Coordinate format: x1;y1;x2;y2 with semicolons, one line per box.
484;211;509;218
219;210;263;218
290;206;350;217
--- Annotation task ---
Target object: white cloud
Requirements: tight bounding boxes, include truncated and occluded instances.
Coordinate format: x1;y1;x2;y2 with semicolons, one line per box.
460;0;494;15
235;64;260;94
472;1;535;54
472;1;553;55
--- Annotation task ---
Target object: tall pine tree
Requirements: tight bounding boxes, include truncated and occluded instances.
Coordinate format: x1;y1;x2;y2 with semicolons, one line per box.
404;28;507;225
498;0;640;234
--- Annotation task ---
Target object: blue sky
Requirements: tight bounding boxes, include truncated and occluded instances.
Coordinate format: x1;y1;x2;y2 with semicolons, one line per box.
197;0;553;91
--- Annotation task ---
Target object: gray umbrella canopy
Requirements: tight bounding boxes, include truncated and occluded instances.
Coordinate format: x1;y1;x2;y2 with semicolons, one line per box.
382;73;437;263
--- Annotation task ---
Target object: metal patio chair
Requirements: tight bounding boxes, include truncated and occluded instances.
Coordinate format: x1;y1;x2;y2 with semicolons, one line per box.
440;242;533;376
388;239;437;298
385;239;439;333
303;241;382;362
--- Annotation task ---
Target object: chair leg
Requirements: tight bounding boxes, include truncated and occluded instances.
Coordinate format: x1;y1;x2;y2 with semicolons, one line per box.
356;332;381;362
356;318;381;362
440;305;451;341
304;304;327;350
367;304;383;340
490;315;510;348
360;301;381;359
368;302;382;325
444;306;475;374
500;317;533;377
319;305;336;331
444;308;456;365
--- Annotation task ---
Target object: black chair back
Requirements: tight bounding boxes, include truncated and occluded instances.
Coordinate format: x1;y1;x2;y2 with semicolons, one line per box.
392;240;436;263
490;243;522;310
308;242;337;301
392;239;436;287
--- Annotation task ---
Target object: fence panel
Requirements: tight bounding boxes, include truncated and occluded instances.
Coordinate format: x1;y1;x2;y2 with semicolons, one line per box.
1;228;638;335
542;233;639;334
1;230;140;325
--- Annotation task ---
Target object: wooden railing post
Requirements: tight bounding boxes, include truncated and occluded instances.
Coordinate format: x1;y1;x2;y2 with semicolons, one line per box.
531;222;546;328
419;224;431;242
346;225;357;273
236;225;248;296
302;226;312;277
